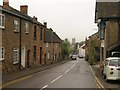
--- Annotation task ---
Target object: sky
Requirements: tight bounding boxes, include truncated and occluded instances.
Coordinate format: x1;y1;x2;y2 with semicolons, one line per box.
1;0;98;42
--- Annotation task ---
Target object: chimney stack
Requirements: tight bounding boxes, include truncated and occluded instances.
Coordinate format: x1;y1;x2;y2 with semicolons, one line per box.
3;0;9;7
44;22;47;28
33;16;38;21
20;5;28;14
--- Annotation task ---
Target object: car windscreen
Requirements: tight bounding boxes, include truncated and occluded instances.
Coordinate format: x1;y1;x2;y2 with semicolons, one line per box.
109;59;120;66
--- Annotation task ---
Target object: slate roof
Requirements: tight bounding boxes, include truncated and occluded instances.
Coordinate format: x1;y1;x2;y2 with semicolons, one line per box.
0;5;43;25
44;28;62;43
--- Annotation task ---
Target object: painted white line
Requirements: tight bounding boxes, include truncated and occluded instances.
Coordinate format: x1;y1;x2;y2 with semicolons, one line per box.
40;85;48;90
51;75;63;83
64;64;76;74
89;65;105;89
65;69;70;74
70;64;75;69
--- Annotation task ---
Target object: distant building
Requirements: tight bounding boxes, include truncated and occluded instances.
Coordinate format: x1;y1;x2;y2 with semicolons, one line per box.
43;27;62;65
72;38;76;45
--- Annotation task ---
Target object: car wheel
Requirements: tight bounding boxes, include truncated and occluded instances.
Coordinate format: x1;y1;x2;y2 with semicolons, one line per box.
103;74;106;79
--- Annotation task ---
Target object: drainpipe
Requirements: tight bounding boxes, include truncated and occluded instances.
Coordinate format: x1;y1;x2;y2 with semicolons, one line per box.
19;17;22;70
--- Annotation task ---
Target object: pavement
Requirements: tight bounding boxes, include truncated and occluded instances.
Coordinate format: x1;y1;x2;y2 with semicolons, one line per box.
2;60;68;84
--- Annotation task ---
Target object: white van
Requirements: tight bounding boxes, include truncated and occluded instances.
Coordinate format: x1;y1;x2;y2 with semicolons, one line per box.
103;57;120;81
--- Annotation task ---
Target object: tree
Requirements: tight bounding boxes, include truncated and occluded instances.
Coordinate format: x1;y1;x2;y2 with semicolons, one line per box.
61;38;71;59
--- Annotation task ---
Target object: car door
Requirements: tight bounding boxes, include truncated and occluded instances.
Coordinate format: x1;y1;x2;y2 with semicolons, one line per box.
104;60;109;75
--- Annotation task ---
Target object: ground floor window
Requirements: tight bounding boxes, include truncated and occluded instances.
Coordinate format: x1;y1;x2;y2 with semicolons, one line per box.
0;47;5;61
13;48;19;64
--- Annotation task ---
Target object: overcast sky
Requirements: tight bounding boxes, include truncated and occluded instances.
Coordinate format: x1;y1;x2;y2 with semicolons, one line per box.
1;0;98;42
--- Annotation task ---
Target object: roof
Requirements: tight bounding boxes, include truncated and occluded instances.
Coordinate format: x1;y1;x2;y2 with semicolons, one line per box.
0;5;43;26
44;28;62;43
95;2;120;22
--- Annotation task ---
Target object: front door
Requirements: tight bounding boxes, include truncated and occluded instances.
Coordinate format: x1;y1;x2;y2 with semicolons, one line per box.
27;50;30;68
21;47;25;68
44;54;46;65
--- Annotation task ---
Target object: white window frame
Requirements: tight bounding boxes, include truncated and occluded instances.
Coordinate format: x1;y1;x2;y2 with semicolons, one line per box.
13;48;19;64
25;22;29;33
48;52;50;60
14;20;19;32
46;43;49;47
0;14;5;29
0;47;5;61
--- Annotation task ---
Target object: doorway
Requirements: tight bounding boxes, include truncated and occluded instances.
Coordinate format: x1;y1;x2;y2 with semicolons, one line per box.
21;47;25;68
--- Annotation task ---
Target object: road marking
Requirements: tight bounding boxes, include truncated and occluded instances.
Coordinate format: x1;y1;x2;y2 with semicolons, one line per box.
89;65;105;90
0;75;32;89
40;85;48;90
51;75;63;83
64;64;76;74
65;69;70;74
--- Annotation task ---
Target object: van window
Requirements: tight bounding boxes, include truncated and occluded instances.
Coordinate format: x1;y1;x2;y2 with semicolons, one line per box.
109;59;120;66
105;60;109;65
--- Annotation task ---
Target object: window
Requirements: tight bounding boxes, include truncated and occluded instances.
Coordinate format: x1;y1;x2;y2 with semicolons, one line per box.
25;22;29;33
0;47;5;61
33;46;36;58
40;27;42;40
34;25;37;40
46;43;48;47
13;48;19;64
0;14;5;28
14;20;19;32
48;52;50;60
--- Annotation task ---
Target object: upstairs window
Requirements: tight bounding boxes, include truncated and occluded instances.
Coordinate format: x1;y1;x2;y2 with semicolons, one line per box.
40;27;42;40
14;20;19;32
34;25;37;40
13;48;19;64
0;14;5;29
0;47;5;61
25;22;29;33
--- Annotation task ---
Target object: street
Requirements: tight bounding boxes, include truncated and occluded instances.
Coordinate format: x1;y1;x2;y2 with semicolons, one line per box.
4;58;99;89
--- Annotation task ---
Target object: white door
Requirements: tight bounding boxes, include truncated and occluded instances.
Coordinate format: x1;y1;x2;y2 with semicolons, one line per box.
21;47;25;68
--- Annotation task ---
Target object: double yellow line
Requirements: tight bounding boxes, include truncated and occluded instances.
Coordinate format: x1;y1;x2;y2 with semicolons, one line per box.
0;75;32;89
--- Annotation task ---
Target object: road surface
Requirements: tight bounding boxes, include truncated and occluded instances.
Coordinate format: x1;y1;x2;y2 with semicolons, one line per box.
4;58;99;89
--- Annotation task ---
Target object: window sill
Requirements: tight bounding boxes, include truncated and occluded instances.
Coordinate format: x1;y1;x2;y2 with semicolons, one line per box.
13;62;18;65
0;58;4;61
25;32;29;34
14;31;19;33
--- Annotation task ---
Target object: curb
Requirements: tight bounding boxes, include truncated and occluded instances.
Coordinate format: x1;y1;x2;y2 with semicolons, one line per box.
89;65;106;90
2;60;69;84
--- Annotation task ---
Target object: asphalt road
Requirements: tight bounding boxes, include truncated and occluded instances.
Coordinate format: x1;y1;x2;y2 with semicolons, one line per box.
4;58;99;89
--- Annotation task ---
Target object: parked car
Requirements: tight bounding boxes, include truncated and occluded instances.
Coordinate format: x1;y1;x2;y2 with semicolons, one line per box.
103;57;120;81
71;55;78;60
111;52;120;57
78;55;84;58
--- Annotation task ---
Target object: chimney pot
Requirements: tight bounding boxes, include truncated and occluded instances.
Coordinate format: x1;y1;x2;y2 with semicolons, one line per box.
44;22;47;28
20;5;28;14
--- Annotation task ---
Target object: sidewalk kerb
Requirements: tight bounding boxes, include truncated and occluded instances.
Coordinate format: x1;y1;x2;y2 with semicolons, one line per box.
89;65;106;90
